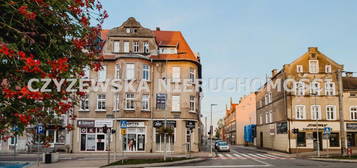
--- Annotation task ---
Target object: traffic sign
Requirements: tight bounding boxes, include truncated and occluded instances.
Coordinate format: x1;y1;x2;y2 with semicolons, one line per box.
120;120;128;128
36;125;45;134
324;127;332;135
121;128;127;135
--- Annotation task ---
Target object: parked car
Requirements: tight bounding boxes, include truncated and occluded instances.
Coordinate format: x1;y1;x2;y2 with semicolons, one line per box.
214;140;223;149
216;141;230;152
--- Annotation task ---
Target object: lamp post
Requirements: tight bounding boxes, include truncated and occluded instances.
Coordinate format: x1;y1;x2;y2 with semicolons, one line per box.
210;104;217;157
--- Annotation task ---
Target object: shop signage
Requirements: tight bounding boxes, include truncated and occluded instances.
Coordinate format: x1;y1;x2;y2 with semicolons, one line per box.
95;120;113;127
77;120;95;128
324;127;332;135
269;124;275;135
36;125;45;134
120;120;128;128
276;122;287;134
302;123;328;131
126;122;145;128
121;128;127;135
346;123;357;130
153;120;176;128
186;121;195;129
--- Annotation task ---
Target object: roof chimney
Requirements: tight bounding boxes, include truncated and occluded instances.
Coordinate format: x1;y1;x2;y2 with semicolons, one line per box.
156;27;160;31
308;47;318;52
272;69;278;77
346;72;353;77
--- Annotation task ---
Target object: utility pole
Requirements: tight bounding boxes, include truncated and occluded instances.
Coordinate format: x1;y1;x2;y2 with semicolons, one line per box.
210;104;217;157
337;69;347;156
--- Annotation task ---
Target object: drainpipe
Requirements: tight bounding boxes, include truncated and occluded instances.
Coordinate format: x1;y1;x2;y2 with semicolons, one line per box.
283;70;291;153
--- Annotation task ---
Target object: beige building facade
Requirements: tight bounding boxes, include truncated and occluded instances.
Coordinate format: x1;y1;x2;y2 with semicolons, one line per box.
256;47;357;153
72;17;202;154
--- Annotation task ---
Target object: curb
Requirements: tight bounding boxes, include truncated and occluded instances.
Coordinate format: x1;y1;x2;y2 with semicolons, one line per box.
105;158;207;168
308;158;357;163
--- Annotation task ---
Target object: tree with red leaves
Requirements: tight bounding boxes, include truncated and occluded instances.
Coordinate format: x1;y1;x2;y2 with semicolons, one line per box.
0;0;107;139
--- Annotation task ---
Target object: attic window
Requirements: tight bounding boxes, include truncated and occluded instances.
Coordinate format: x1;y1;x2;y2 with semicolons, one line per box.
325;65;332;73
297;65;303;73
126;28;131;33
311;53;316;58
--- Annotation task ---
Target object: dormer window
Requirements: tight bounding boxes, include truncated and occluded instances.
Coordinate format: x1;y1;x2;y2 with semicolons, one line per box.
309;60;319;73
297;65;303;73
325;65;332;73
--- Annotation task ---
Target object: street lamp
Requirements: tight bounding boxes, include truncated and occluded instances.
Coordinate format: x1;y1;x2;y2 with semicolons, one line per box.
210;104;217;157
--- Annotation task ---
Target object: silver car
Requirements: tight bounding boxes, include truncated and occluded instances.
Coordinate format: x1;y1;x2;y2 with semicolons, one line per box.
217;141;230;152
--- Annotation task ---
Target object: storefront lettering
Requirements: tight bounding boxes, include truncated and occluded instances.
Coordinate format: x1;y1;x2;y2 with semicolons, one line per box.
346;123;357;130
77;120;95;128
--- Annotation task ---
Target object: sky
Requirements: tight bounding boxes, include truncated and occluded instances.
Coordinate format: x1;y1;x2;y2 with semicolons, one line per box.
100;0;357;129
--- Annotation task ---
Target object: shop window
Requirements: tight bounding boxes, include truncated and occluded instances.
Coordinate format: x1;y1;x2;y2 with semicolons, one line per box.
329;133;339;147
297;132;306;147
347;133;357;147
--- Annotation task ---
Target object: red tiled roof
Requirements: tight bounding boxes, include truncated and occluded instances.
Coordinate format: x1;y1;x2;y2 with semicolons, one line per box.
152;30;198;62
100;29;110;40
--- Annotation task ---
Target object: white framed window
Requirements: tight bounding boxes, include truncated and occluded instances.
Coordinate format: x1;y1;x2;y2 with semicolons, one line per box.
268;92;272;103
97;65;106;82
295;82;305;96
189;68;195;83
310;81;320;96
264;94;269;105
115;64;120;80
351;106;357;120
113;93;119;111
269;111;273;123
189;96;195;112
133;41;139;53
141;94;150;111
96;94;106;111
125;93;135;110
295;105;305;119
311;105;321;120
325;82;335;96
126;28;131;33
297;65;303;73
172;67;181;82
259;114;263;124
143;42;149;53
265;112;269;123
113;41;120;53
326;105;336;120
325;65;332;73
80;95;89;111
142;64;150;81
126;63;135;80
309;60;319;73
124;41;129;53
82;66;90;79
171;96;180;112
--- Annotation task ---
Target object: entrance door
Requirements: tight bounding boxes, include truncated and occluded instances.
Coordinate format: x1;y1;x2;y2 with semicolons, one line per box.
313;132;323;151
86;134;96;151
260;132;263;148
137;134;145;151
127;134;137;151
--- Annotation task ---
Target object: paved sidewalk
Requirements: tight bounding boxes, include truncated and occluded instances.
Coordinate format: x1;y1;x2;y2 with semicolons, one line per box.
19;152;211;168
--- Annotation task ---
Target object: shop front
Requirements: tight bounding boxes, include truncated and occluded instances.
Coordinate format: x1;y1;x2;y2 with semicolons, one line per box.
153;120;176;152
120;121;146;152
347;123;357;148
77;119;113;152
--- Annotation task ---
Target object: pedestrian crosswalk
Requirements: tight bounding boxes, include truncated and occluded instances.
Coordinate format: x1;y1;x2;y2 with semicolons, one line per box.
214;152;295;160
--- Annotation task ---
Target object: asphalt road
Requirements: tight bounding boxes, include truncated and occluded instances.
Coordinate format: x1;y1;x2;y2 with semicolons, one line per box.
167;146;357;168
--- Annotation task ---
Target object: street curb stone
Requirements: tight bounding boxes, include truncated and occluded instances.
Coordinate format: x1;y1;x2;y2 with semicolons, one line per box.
308;158;357;163
105;158;207;168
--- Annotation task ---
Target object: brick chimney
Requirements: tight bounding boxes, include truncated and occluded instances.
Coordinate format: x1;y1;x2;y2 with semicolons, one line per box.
308;47;318;52
156;27;160;31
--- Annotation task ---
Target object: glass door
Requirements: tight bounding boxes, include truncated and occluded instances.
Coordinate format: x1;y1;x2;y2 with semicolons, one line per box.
137;134;145;151
86;134;96;151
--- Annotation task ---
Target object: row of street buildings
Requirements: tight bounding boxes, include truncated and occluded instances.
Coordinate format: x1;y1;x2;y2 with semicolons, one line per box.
222;47;357;153
0;17;203;154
